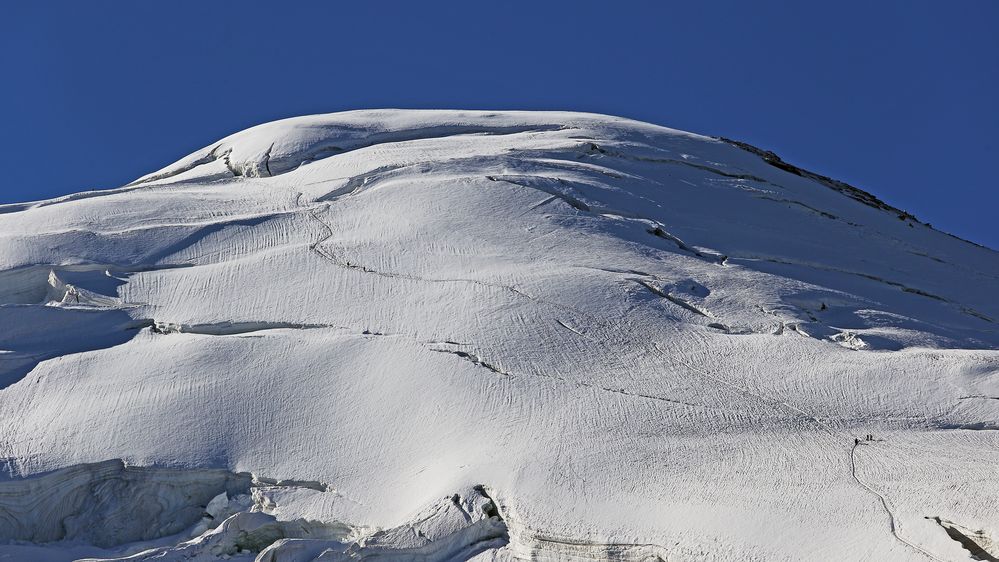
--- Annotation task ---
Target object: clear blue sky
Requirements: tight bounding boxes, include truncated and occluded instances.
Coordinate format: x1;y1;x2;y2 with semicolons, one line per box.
2;1;996;248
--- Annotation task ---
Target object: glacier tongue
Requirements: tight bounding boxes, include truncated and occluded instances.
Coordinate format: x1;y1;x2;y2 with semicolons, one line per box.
0;109;997;561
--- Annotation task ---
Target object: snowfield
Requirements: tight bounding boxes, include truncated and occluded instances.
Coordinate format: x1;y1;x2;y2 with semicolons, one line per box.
0;110;996;561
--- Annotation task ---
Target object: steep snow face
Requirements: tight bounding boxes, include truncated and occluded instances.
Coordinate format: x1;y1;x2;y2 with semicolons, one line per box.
0;110;997;562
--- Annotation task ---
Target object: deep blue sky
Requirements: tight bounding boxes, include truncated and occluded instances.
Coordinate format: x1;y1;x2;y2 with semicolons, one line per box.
2;2;996;248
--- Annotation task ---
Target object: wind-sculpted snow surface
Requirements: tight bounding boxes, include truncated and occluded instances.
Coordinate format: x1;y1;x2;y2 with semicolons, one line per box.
0;110;997;561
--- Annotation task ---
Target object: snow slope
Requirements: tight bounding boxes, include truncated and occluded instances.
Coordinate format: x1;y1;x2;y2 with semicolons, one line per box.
0;110;996;562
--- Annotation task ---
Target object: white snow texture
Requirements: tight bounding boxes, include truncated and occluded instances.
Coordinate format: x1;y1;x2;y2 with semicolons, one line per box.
0;110;997;562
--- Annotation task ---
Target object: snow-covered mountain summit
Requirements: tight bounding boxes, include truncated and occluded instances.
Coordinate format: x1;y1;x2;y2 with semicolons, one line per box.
0;110;996;561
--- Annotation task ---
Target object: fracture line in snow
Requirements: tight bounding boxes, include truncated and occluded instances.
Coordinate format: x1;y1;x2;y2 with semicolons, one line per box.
430;345;708;409
731;255;995;324
486;171;727;266
150;320;350;336
304;203;563;306
581;141;773;185
555;319;587;338
635;280;714;319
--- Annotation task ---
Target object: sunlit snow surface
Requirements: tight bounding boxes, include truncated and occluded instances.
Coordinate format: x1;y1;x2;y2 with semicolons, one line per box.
0;110;997;561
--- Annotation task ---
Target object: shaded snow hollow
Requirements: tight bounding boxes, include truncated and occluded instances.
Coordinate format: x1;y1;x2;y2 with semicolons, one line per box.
0;110;997;562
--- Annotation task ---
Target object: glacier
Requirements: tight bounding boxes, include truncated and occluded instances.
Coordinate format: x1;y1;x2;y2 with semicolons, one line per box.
0;109;996;561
